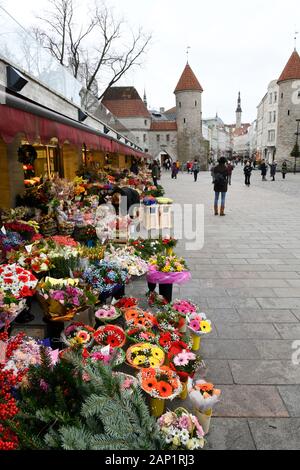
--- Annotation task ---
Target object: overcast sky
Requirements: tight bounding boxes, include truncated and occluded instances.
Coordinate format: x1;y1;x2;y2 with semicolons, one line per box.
2;0;300;123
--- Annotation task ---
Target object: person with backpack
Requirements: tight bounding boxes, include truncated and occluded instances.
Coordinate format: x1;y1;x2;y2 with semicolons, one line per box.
192;159;200;182
244;161;253;187
212;157;229;216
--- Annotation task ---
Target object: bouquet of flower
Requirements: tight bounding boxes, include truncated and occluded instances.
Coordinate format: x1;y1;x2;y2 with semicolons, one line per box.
0;289;27;328
138;366;182;400
129;238;163;261
104;246;148;277
187;312;212;336
149;255;188;273
0;231;24;256
49;236;78;248
61;323;95;348
78;244;105;263
188;379;221;412
38;281;95;311
158;408;205;450
3;335;52;377
155;308;186;333
126;343;165;369
73;225;97;242
160;237;177;249
124;308;157;329
83;261;128;295
147;291;169;308
126;327;157;344
156;330;182;353
113;297;138;310
113;372;139;394
0;264;37;298
8;249;51;274
4;221;36;241
86;345;125;368
94;325;126;349
168;349;203;381
95;305;122;322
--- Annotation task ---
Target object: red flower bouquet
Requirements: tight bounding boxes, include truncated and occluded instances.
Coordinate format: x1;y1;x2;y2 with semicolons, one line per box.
94;325;126;349
114;297;138;310
0;264;37;299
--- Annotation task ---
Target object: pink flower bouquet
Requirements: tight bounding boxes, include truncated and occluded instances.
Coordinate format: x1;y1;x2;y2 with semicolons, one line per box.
95;305;122;323
171;299;197;316
187;312;212;336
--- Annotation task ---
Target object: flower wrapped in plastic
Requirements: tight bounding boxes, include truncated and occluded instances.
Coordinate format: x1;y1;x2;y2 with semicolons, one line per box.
85;345;125;369
95;305;122;323
61;322;95;348
0;289;27;329
168;349;203;382
104;245;148;277
138;366;182;400
126;327;157;345
113;297;138;310
113;372;139;395
83;261;128;296
147;255;191;285
94;325;126;349
171;299;197;316
0;264;38;298
158;408;205;450
124;308;157;330
187;312;212;336
188;379;221;412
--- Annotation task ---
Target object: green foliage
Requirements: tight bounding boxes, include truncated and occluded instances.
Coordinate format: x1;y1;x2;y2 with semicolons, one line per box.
291;142;300;158
9;349;164;450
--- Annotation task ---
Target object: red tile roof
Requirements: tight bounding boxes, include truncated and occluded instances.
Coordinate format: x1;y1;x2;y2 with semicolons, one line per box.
174;63;203;93
278;50;300;83
165;106;176;114
102;86;151;118
150;121;177;131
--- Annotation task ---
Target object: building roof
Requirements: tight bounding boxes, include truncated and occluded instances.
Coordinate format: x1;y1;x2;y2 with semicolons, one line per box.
150;121;177;131
278;50;300;83
102;86;151;118
174;63;203;93
165;106;176;115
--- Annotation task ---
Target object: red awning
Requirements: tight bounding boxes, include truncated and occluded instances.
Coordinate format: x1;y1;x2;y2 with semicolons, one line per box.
0;104;147;158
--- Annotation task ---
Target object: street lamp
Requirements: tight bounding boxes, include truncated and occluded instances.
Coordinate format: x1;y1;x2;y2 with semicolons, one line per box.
291;119;300;174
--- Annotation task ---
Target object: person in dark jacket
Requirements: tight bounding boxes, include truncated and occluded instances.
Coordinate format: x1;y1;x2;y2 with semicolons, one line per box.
130;160;139;175
192;159;200;182
111;187;140;216
269;161;277;181
212;157;229;216
244;161;253;186
151;161;160;187
260;160;267;181
171;162;179;179
227;161;234;185
282;160;288;179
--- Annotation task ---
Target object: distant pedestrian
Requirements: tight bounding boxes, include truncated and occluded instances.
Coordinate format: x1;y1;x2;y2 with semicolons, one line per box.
227;161;234;185
151;160;160;187
260;160;267;181
212;157;229;216
269;161;277;181
282;160;288;179
192;159;200;182
244;161;253;186
171;162;179;179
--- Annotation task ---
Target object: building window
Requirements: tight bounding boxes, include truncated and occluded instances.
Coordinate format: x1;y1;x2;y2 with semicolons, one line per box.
268;130;275;142
195;101;197;107
166;134;170;142
273;111;276;123
136;136;140;143
269;93;272;104
268;112;272;123
274;92;278;103
143;134;147;143
156;134;160;142
184;118;186;124
144;120;148;126
288;110;290;116
179;102;182;108
281;93;284;99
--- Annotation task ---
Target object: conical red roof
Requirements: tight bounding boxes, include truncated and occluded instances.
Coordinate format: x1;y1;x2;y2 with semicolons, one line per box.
278;50;300;83
174;63;203;93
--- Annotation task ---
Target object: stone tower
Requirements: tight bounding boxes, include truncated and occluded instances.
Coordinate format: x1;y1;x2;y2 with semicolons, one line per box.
236;91;242;129
276;49;300;166
174;63;207;169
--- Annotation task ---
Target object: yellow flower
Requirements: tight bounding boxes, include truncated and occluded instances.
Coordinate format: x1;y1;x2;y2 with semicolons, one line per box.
150;358;161;367
162;266;171;273
172;436;180;447
200;321;212;334
151;347;164;360
176;265;183;272
133;355;146;366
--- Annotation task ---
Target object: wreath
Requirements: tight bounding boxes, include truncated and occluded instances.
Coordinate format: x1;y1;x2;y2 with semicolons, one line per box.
18;145;37;165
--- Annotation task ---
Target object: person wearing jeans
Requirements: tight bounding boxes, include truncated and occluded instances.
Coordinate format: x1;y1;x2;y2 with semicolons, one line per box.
212;157;229;216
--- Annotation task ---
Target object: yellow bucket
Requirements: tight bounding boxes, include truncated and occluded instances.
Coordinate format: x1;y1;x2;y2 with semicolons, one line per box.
192;334;201;351
179;380;188;400
150;398;165;417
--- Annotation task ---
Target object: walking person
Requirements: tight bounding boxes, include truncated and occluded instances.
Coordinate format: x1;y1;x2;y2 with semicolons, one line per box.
269;161;277;181
171;161;179;179
192;158;200;182
282;160;288;179
244;161;253;187
151;160;160;187
212;157;229;216
260;160;267;181
227;161;234;185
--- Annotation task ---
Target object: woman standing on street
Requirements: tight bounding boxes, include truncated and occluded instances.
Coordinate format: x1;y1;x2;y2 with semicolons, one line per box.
269;161;278;181
260;160;267;181
212;157;229;216
151;160;160;187
171;161;179;179
244;161;253;187
282;160;288;179
192;158;200;182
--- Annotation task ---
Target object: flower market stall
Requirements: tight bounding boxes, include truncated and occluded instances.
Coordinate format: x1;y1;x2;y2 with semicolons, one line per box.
0;164;220;451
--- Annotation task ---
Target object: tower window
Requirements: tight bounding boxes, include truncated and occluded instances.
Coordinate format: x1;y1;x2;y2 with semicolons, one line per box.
288;110;290;116
195;101;197;107
274;92;278;103
269;93;272;104
144;120;148;126
143;134;147;142
281;93;283;99
166;134;170;142
273;111;276;123
179;102;182;108
183;118;186;124
156;134;160;142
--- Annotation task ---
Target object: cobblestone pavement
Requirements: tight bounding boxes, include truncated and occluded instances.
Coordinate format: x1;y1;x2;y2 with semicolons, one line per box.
158;168;300;450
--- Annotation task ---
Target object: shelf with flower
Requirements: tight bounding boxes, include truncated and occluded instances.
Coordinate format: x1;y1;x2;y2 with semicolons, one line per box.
126;327;157;345
94;324;126;349
168;349;203;400
124;308;158;330
187;312;212;351
188;379;221;434
147;255;191;303
61;323;95;349
95;305;122;326
126;343;165;370
138;366;182;417
158;408;205;450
